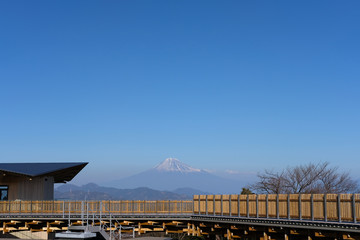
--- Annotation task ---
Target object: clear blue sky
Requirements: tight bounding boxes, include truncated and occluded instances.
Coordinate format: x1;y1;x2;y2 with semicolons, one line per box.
1;1;359;185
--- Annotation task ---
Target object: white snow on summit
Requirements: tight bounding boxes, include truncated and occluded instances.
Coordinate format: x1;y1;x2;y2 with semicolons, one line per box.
154;158;202;173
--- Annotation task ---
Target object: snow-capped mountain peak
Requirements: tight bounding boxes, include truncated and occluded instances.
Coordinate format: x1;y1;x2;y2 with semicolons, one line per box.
154;158;201;173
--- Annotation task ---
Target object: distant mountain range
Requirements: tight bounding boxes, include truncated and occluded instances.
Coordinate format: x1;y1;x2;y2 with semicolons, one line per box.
57;158;248;200
105;158;246;194
55;182;209;200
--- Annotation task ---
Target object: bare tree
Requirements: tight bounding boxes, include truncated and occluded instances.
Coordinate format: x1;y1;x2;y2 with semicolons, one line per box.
251;169;286;194
251;162;358;194
282;162;329;193
319;166;358;193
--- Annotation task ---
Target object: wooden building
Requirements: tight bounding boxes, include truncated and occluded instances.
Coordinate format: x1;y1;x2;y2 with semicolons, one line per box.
0;162;87;200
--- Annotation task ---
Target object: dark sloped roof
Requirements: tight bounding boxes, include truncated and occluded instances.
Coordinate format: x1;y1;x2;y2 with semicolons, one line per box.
0;162;88;183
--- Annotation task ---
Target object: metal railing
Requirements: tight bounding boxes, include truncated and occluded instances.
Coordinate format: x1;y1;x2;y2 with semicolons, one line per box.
86;202;135;240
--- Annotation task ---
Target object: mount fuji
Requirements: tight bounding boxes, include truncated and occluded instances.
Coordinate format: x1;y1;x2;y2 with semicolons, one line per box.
106;158;245;194
154;158;202;173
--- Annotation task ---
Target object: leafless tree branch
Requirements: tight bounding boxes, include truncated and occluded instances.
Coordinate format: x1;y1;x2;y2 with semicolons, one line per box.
251;162;358;194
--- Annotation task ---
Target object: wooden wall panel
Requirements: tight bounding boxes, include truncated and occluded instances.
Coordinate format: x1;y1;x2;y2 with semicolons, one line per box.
326;194;338;220
289;194;299;219
200;195;207;214
341;194;353;221
222;195;230;215
356;194;360;222
313;194;324;220
230;194;238;216
193;195;199;213
248;195;257;217
278;194;288;218
0;175;54;200
207;195;214;215
301;194;311;220
239;195;247;216
267;195;277;218
214;195;222;215
258;195;267;217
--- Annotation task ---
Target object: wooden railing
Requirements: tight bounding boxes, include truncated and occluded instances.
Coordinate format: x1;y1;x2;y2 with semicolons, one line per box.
0;194;359;224
193;194;360;223
0;200;193;215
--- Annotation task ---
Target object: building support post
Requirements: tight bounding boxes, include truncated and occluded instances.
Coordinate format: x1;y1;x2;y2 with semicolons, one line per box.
311;194;314;221
221;195;223;216
324;194;327;222
227;228;231;240
206;195;208;215
261;232;268;240
110;211;112;240
284;233;289;240
266;195;269;219
247;194;250;218
352;193;357;223
276;194;279;219
256;195;259;218
137;222;141;236
213;196;216;216
199;196;201;215
180;200;183;214
168;200;171;214
81;201;84;226
238;194;241;217
229;195;232;216
68;202;71;229
299;194;302;220
338;194;342;223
